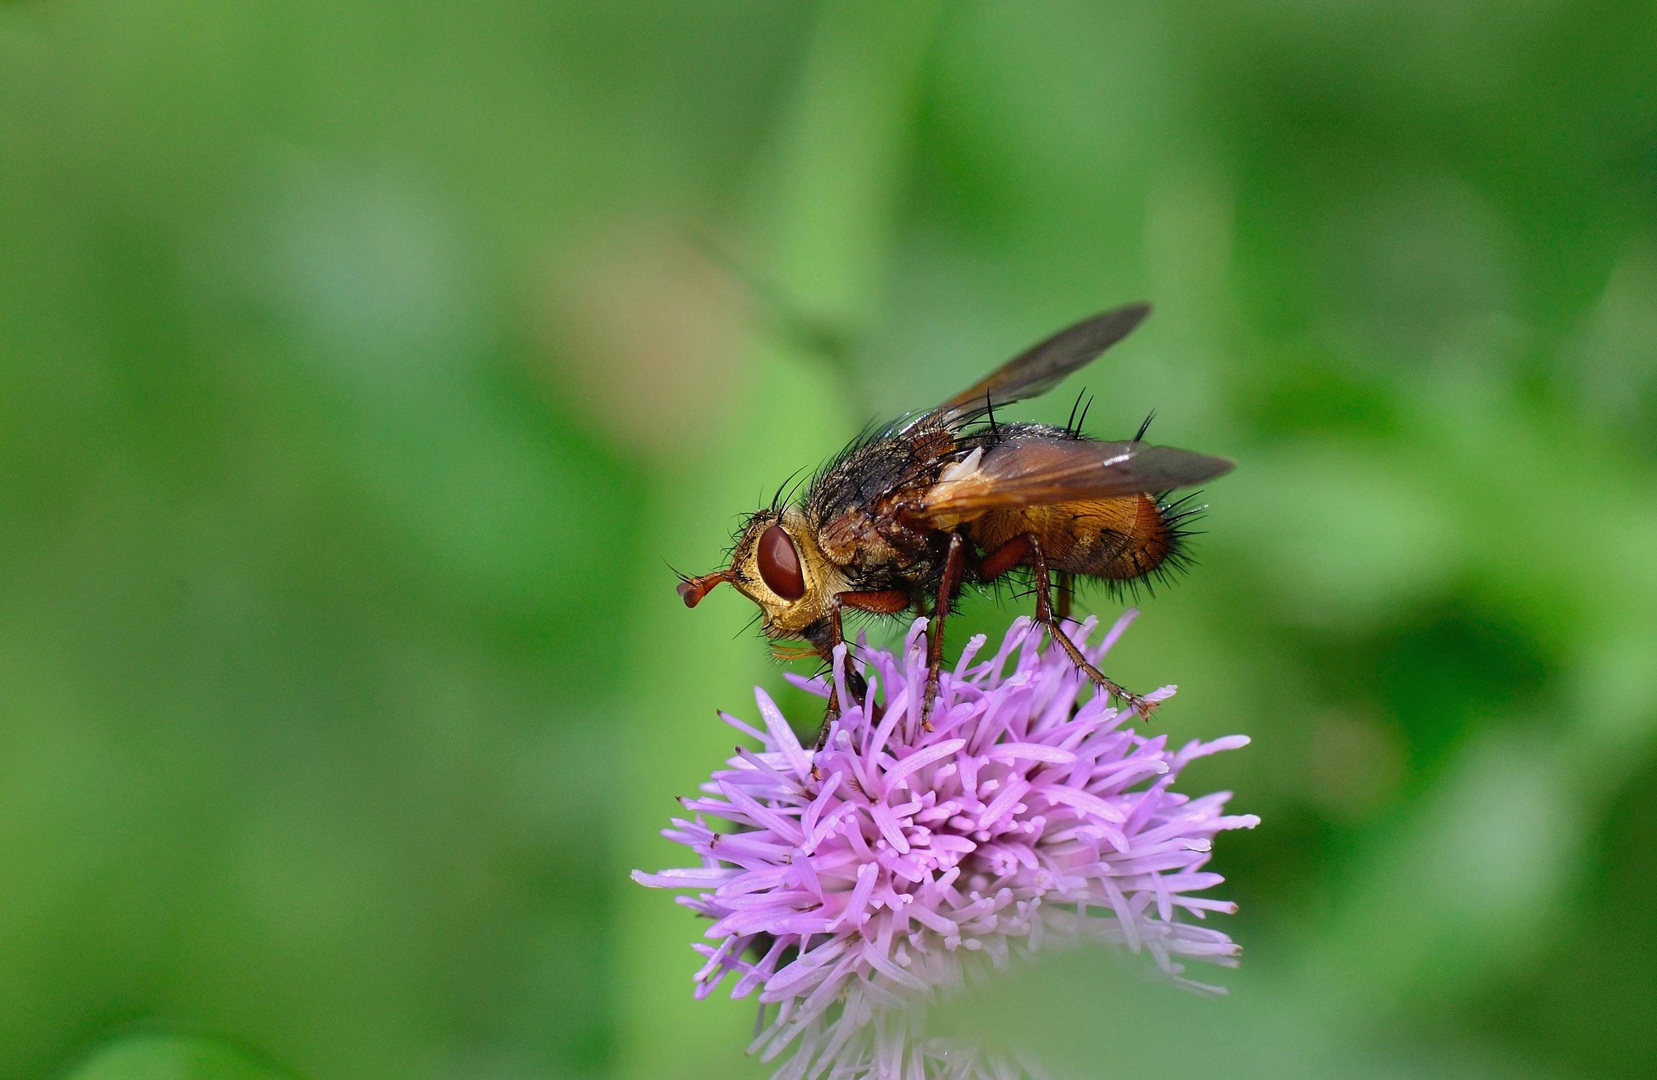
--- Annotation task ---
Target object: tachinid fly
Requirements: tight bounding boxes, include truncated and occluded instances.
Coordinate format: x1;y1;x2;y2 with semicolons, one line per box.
676;302;1232;729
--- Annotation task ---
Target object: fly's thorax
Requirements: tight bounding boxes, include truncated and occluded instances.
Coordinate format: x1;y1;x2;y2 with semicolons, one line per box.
727;506;846;638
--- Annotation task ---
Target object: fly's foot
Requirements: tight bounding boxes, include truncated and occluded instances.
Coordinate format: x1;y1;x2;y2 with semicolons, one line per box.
919;670;940;732
1077;664;1158;721
812;685;841;762
815;702;836;752
1099;678;1159;721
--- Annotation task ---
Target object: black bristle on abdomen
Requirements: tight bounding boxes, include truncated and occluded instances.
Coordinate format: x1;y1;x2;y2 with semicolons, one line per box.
1102;490;1207;601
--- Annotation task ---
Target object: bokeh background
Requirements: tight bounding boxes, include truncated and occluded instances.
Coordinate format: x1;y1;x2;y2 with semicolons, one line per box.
3;1;1656;1078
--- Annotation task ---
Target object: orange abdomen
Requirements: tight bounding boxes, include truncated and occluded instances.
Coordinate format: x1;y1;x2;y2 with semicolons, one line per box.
967;494;1174;581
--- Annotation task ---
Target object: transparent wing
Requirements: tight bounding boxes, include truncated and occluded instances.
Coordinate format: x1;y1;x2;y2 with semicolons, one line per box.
914;302;1152;430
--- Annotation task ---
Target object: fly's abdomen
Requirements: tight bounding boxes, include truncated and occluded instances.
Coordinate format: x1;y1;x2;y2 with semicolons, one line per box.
968;494;1183;582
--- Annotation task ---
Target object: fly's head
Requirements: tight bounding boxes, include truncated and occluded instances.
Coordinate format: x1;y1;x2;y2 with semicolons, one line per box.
676;507;839;640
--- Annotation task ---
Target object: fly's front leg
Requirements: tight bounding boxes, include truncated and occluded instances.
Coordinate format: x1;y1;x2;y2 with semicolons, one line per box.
815;589;909;750
921;533;967;731
817;595;847;751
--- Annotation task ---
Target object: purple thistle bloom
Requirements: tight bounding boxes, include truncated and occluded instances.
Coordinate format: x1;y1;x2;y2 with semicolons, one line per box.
634;612;1258;1079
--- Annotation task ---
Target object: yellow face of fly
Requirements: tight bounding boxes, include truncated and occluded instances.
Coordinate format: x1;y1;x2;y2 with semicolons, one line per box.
725;507;844;639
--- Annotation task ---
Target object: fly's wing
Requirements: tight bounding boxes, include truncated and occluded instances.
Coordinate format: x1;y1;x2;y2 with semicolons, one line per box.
911;302;1152;431
912;436;1233;524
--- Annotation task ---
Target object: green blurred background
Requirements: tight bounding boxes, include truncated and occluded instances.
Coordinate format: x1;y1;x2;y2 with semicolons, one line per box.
3;1;1656;1078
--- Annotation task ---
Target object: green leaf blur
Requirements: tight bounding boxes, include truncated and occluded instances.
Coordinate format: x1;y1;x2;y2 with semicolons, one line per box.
63;1036;302;1080
1;1;1653;1079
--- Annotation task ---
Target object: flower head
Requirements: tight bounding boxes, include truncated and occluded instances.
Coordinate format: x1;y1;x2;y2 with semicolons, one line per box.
634;612;1258;1079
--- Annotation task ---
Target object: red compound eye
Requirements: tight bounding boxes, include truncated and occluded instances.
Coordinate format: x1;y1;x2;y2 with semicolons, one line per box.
756;525;805;600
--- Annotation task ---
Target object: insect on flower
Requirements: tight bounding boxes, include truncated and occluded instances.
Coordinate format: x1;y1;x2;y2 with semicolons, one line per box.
676;303;1233;727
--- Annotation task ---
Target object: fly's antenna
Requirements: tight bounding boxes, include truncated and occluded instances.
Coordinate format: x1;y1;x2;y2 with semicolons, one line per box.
674;559;733;608
1133;409;1157;442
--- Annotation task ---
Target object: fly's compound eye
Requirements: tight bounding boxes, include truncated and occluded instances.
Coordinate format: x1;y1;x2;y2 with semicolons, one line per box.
757;524;806;600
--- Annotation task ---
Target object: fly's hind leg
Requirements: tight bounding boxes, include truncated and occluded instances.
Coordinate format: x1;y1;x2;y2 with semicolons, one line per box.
979;534;1157;719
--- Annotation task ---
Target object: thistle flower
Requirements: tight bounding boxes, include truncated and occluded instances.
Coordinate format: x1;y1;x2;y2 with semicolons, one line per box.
634;612;1258;1080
